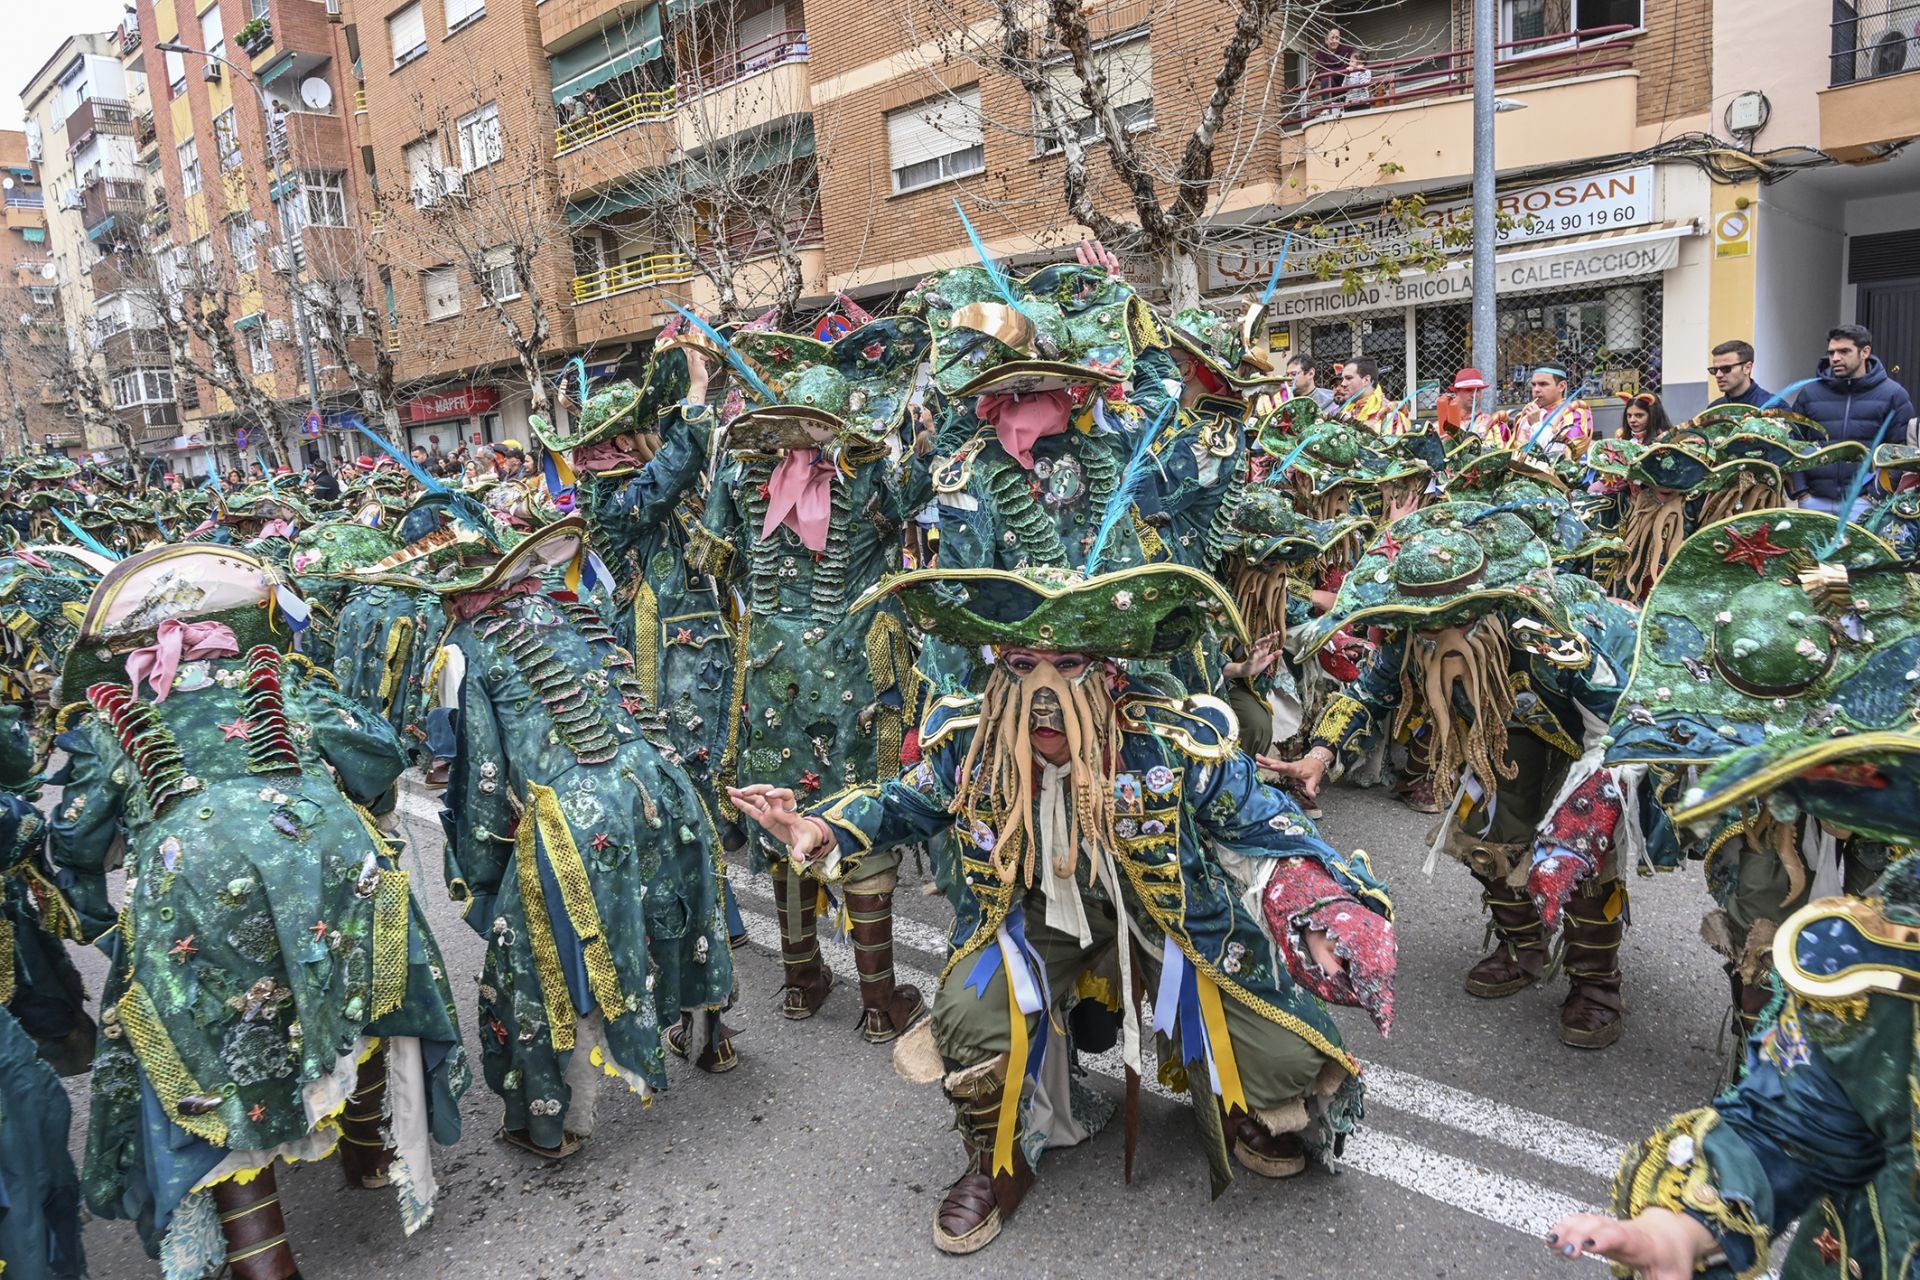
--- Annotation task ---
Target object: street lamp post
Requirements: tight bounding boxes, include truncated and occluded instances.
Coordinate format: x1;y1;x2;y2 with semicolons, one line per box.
1470;0;1498;386
155;39;328;466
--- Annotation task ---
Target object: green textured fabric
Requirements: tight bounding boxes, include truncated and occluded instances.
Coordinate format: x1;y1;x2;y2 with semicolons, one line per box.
1606;512;1918;772
870;562;1248;659
531;348;692;454
439;591;731;1147
49;647;469;1258
724;317;930;452
903;263;1141;398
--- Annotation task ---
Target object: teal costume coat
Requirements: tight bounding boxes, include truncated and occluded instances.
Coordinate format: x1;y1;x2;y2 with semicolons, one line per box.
49;646;467;1267
332;582;443;760
437;590;731;1148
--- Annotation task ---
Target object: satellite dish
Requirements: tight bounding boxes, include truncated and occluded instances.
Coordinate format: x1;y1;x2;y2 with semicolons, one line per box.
39;263;56;280
299;78;332;111
2;179;12;191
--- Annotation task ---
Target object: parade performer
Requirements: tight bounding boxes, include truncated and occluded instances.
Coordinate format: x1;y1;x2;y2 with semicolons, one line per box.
408;516;736;1146
732;563;1395;1255
1510;367;1594;461
1600;510;1914;1041
1155;304;1278;570
49;545;468;1280
702;317;930;1042
1277;501;1641;1047
1548;695;1920;1280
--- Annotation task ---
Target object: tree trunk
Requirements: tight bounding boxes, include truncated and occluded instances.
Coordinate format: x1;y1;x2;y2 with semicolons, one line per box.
1163;247;1203;312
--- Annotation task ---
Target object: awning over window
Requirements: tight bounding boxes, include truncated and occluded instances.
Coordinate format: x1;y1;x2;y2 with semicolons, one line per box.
233;311;265;331
566;119;814;225
20;227;44;243
85;215;116;243
550;4;664;104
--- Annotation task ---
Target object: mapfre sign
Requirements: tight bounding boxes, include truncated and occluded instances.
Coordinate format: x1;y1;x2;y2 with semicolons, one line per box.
403;385;500;423
1208;165;1657;292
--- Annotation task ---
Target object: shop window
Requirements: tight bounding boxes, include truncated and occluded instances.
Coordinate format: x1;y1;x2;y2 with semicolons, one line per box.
1410;279;1663;412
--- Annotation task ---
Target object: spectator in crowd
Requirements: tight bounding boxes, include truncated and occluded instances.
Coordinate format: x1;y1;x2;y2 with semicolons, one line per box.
1337;358;1407;433
1794;324;1919;515
1618;391;1674;444
224;469;245;489
410;445;432;470
490;440;529;482
1707;339;1773;408
308;460;340;501
1309;26;1357;106
1287;354;1337;412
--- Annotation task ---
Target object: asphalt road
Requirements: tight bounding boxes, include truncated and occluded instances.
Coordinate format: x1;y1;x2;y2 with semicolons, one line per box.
61;774;1736;1279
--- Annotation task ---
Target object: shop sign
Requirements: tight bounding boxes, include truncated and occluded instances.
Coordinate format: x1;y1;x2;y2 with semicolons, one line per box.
1208;165;1658;291
403;385;500;423
1260;233;1686;322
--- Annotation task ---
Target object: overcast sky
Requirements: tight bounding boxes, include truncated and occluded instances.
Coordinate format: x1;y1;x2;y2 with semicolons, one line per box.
1;3;135;132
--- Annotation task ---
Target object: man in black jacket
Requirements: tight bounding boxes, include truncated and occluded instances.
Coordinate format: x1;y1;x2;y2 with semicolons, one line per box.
1794;324;1917;514
1706;339;1772;408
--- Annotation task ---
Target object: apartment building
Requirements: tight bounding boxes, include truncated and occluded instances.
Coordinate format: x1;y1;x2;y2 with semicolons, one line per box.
347;0;582;453
0;131;74;453
22;32;165;458
134;0;374;472
1707;0;1920;402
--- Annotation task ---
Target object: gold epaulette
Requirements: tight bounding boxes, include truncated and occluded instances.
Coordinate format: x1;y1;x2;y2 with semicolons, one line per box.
918;694;982;753
1117;692;1238;763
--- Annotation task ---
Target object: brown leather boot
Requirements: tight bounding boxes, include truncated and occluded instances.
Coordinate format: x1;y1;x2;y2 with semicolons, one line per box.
1465;872;1548;998
846;885;924;1044
933;1057;1032;1256
1226;1107;1306;1179
667;1012;739;1073
213;1166;303;1280
772;864;832;1019
1561;879;1626;1049
337;1044;396;1188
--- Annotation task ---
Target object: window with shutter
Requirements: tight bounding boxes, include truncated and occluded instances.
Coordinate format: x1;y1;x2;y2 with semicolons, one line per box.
423;266;460;321
1034;32;1154;154
446;0;485;32
165;49;187;96
887;88;985;195
200;3;225;59
483;246;520;302
405;137;441;204
388;2;427;66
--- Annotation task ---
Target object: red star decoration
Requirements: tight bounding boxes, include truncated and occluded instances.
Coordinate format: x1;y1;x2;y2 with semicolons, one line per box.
488;1016;509;1045
1814;1230;1843;1264
800;771;821;791
1372;532;1404;562
218;716;255;740
692;746;710;763
755;482;772;501
1721;524;1791;575
673;627;694;644
620;696;645;716
591;832;613;852
309;919;329;942
248;1103;267;1123
169;935;198;962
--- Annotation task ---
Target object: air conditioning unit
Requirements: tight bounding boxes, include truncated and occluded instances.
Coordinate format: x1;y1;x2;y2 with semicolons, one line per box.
59;190;81;210
267;319;290;341
203;63;223;83
267;245;293;273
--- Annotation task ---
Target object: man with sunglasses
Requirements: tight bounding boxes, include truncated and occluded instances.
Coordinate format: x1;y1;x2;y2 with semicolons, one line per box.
1706;339;1772;409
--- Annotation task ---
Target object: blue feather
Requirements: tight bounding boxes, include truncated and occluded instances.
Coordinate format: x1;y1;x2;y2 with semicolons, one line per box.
1761;377;1819;411
1085;399;1175;576
1813;405;1903;557
341;416;504;549
1523;377;1599;453
665;303;779;405
53;510;117;560
343;414;449;496
1259;231;1294;306
567;355;590;407
1276;427;1327;473
206;450;223;494
953;199;1018;306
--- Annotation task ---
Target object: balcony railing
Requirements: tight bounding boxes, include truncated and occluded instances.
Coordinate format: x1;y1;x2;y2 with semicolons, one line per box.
556;87;678;154
571;252;696;303
120;22;141;55
81;179;147;230
1831;0;1920;85
680;30;808;94
695;211;824;268
64;98;137;148
1288;25;1639;122
135;110;156;148
5;193;45;209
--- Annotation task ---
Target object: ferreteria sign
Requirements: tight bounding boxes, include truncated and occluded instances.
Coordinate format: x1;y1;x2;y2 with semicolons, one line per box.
1207;165;1657;292
1258;231;1688;322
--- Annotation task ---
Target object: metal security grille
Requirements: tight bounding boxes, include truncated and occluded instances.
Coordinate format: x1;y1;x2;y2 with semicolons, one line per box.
1301;308;1410;400
1411;277;1664;410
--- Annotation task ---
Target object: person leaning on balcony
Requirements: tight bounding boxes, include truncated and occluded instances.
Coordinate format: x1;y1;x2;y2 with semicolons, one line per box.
1308;26;1357;105
1706;338;1773;410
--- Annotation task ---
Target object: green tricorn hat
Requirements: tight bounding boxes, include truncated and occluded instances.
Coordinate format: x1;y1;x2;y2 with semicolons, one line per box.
852;562;1247;659
1283;420;1430;496
57;545;305;702
1603;511;1918;770
287;521;401;578
529;339;701;455
16;456;77;483
1227;485;1371;566
724;317;931;453
909;263;1140;398
1292;500;1583;659
1166;305;1282;390
1672;728;1920;847
1690;404;1867;474
349;514;587;598
1250;394;1328;457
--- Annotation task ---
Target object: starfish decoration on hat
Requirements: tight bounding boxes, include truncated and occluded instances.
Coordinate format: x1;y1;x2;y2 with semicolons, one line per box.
218;716;255;741
1721;524;1791;575
591;832;613;852
1371;531;1404;562
169;935;198;962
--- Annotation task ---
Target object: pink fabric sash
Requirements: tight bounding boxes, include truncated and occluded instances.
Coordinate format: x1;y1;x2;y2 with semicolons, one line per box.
125;619;239;701
976;390;1074;469
760;449;834;552
261;519;296;539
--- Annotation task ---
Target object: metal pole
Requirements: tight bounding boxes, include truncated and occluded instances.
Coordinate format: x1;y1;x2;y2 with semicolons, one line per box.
1470;0;1497;388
